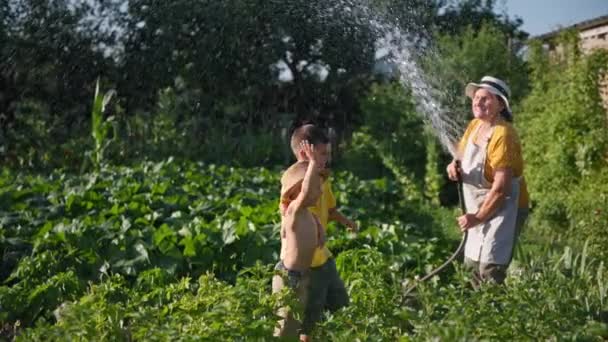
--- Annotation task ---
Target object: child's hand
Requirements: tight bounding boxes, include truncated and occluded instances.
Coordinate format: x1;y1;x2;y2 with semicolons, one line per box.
299;140;318;165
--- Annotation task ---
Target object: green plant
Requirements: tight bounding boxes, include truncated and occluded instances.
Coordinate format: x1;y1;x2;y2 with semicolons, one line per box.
89;78;117;170
518;31;608;258
357;82;429;200
1;161;607;340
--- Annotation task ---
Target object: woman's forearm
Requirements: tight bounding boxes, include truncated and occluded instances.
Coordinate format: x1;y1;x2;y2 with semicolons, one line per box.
475;189;505;222
476;169;511;222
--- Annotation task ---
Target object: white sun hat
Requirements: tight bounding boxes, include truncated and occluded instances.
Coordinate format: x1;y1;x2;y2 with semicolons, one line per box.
465;76;511;114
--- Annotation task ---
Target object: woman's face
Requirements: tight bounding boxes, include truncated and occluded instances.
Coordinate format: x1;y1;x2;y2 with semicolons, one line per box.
472;88;504;121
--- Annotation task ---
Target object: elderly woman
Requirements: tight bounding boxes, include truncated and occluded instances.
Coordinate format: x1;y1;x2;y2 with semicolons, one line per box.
446;76;529;286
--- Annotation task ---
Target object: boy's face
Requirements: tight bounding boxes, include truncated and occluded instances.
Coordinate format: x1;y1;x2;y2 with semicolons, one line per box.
297;143;330;169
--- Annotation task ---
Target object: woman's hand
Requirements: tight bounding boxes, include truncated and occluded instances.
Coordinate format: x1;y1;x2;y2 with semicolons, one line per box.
446;160;461;181
458;213;481;231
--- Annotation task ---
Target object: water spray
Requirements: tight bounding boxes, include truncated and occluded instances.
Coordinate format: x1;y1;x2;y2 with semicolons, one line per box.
403;161;467;297
327;1;470;296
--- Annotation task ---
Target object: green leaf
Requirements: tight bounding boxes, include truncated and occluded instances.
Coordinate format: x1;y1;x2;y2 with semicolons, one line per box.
221;220;237;245
180;236;197;257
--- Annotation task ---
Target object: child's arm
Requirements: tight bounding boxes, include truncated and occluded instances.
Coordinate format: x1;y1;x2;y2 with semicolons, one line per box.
290;141;319;212
324;181;358;232
329;208;358;232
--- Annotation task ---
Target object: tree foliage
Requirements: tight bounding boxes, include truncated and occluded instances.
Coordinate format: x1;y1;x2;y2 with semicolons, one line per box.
0;0;530;170
426;23;528;123
518;30;608;259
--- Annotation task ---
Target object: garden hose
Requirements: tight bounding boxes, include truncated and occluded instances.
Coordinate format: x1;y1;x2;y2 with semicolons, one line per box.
403;161;467;296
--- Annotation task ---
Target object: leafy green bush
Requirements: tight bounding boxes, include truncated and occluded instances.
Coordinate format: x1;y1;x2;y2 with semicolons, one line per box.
427;22;529;122
344;82;429;201
11;240;608;341
1;161;607;340
564;170;608;261
518;30;608;259
109;87;292;167
0;160;450;332
0;100;89;171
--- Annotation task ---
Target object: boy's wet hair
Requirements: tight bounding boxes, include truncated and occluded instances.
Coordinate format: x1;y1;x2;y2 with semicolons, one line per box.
290;124;330;156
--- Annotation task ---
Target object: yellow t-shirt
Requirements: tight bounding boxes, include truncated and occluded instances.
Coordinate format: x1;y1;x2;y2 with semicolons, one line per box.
308;179;336;267
459;118;530;209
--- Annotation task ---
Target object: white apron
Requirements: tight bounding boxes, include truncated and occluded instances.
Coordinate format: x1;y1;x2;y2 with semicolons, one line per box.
461;124;519;265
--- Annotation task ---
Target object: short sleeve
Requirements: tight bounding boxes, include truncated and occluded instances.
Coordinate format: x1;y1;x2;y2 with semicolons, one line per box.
324;180;337;210
487;125;516;170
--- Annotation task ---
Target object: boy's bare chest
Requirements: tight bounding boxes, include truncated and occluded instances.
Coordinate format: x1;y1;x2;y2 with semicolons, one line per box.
283;211;318;234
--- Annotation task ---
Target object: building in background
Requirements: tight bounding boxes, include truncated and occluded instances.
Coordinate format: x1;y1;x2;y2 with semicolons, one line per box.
536;14;608;53
535;15;608;109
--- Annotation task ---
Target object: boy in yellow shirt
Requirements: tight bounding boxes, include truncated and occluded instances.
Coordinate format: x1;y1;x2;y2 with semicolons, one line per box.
276;124;356;338
273;142;325;341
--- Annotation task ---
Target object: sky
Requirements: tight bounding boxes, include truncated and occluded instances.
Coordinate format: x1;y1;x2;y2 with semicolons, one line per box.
501;0;608;37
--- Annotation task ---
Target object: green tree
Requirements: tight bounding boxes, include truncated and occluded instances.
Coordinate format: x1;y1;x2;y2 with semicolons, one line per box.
518;30;608;259
357;82;427;200
427;23;529;122
0;0;120;169
116;0;445;137
436;0;528;42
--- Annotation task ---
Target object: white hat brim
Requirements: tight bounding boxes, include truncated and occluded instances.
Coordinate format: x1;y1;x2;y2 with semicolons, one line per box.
465;82;511;113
